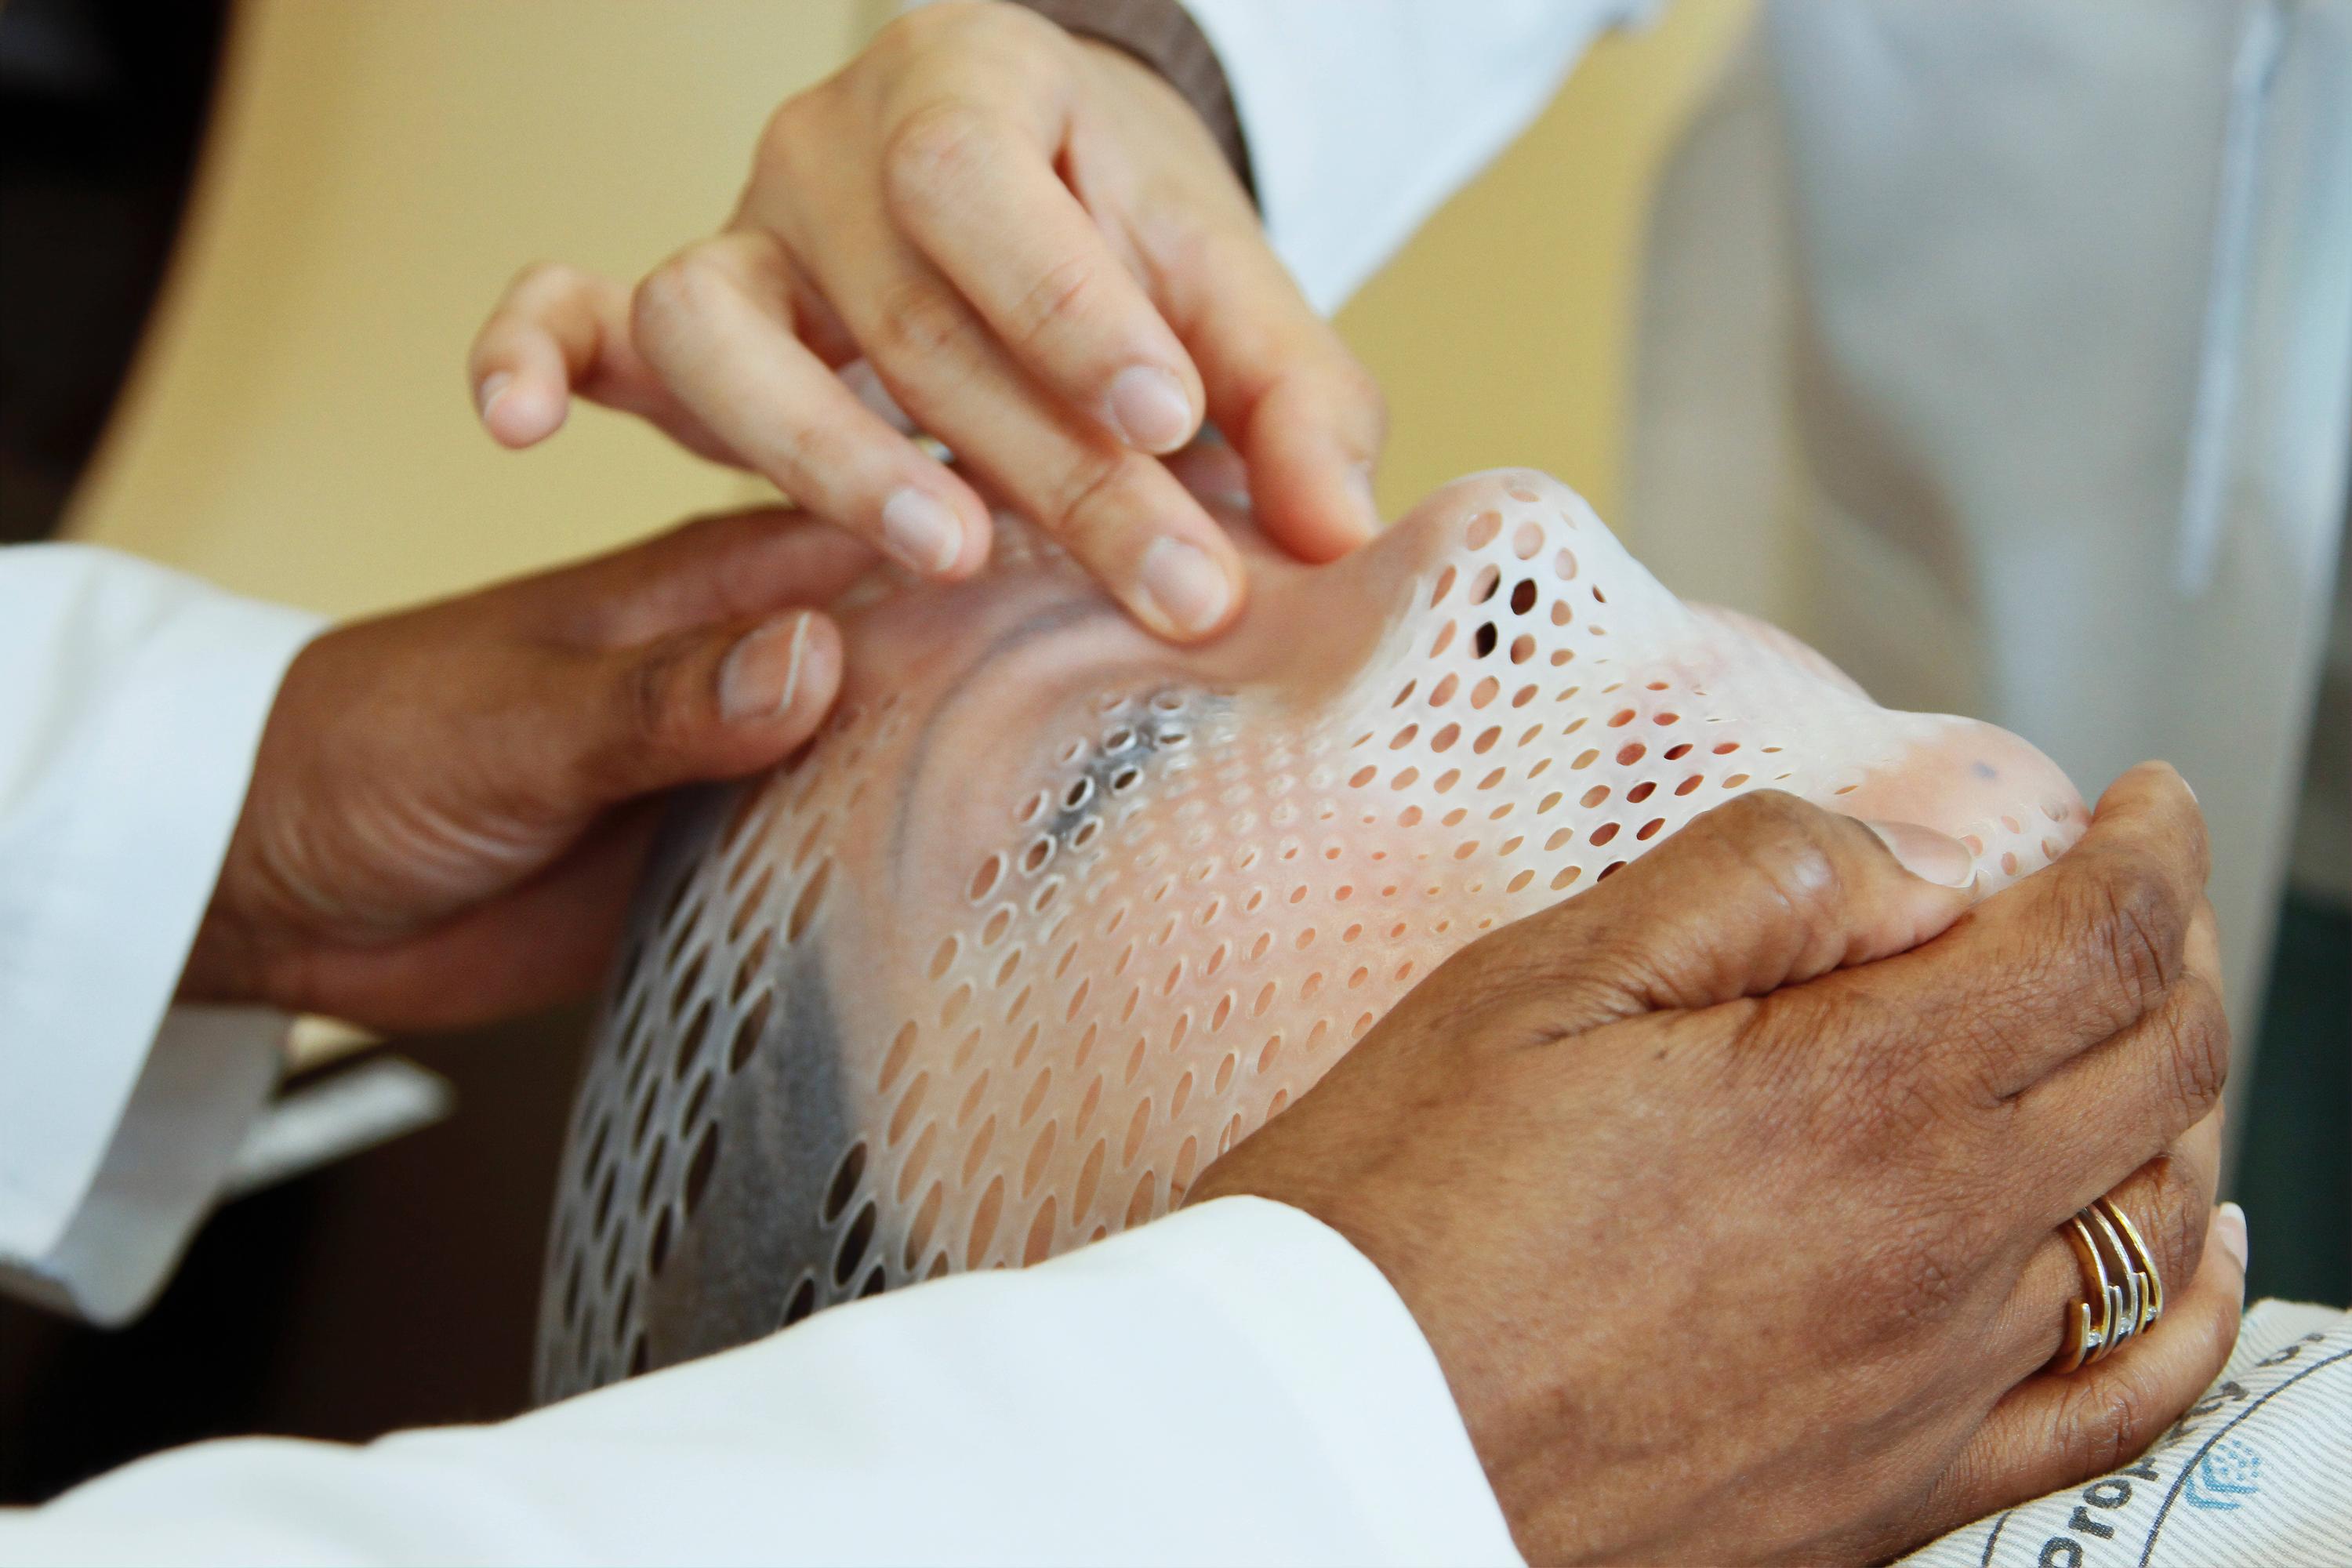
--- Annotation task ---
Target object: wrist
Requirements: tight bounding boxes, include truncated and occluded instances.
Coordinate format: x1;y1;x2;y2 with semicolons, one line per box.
1011;0;1254;199
179;849;278;1008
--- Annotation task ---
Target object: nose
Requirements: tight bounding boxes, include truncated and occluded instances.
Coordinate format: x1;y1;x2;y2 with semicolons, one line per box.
1276;467;1701;707
1238;464;2086;894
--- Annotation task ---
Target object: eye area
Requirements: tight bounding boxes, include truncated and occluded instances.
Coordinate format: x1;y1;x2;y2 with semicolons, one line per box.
1004;686;1210;850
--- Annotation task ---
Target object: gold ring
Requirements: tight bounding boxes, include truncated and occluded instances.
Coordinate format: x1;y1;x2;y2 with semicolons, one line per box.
2050;1196;2165;1374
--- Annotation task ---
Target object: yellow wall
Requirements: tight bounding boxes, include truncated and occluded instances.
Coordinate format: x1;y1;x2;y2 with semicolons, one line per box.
70;0;1752;617
67;1;859;616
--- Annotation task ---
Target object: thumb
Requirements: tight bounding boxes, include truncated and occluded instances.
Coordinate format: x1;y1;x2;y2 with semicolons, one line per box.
1494;790;1980;1033
560;608;843;804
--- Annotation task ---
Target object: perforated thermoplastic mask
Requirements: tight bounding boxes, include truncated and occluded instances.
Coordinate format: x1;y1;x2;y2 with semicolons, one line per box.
535;465;2083;1402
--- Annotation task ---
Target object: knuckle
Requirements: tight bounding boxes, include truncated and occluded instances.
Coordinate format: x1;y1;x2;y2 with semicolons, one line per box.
783;416;858;493
2052;1370;2160;1477
1007;255;1104;357
1701;786;1828;846
2159;978;2231;1119
868;271;976;368
1697;789;1854;933
2140;1155;2211;1291
881;100;1001;215
630;251;724;354
2078;849;2183;1012
1449;932;1568;1028
1038;448;1152;557
661;510;750;558
880;0;994;49
619;647;689;764
507;259;580;300
1326;355;1388;431
753;96;816;183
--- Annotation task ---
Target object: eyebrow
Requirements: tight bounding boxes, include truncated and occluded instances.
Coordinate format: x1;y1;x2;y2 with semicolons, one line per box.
887;597;1120;869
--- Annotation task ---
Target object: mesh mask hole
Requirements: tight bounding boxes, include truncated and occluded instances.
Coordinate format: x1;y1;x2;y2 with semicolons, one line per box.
823;1142;869;1223
833;1200;878;1286
728;991;771;1072
670;1002;713;1082
786;860;832;943
967;1175;1007;1265
683;1122;720;1217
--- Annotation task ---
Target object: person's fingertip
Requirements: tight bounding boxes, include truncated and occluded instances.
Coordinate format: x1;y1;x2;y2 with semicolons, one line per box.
1347;462;1381;539
1862;818;1978;887
1132;534;1236;640
1105;364;1196;454
2213;1201;2249;1278
1258;441;1381;564
718;611;837;731
485;379;567;448
880;486;968;575
475;371;513;421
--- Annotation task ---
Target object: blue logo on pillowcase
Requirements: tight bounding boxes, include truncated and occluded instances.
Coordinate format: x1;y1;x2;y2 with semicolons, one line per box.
2182;1439;2261;1511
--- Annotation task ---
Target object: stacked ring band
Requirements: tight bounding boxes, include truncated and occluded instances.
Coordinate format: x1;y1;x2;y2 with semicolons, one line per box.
2052;1196;2166;1374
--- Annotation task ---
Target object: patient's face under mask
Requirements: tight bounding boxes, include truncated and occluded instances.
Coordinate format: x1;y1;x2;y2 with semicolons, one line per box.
536;452;2083;1399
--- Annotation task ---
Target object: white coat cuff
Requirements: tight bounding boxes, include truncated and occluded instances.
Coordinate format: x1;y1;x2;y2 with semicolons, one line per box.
3;1005;288;1325
0;544;319;1295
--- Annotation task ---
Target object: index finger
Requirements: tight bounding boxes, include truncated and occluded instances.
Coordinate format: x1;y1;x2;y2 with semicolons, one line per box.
1160;221;1388;564
1820;761;2211;1098
885;101;1205;455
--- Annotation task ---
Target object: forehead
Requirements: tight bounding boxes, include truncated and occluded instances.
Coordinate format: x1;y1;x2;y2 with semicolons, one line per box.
535;469;2082;1398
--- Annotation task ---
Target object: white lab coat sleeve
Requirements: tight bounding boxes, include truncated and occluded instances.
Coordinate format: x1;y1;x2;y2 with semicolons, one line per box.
1183;0;1640;314
1;1195;1520;1567
0;543;321;1325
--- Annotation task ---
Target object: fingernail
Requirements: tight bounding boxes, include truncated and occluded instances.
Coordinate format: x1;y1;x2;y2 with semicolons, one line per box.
476;372;513;419
1134;535;1233;637
1347;462;1381;540
719;612;813;723
2214;1201;2249;1273
1107;365;1194;452
1863;819;1977;887
881;487;964;574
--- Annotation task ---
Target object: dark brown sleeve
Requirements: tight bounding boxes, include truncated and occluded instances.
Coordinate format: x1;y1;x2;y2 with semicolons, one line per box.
1007;0;1256;204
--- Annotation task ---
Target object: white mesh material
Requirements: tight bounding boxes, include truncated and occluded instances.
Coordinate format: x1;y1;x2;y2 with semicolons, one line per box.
537;466;2084;1399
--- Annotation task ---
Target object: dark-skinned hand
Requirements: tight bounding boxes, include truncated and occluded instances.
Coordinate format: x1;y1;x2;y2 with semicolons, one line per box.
1192;771;2238;1565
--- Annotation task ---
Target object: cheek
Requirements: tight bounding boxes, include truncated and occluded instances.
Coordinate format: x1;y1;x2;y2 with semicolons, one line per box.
831;722;1501;1290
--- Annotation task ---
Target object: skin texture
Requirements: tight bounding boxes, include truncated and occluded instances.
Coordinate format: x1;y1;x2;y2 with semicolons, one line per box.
467;2;1385;641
